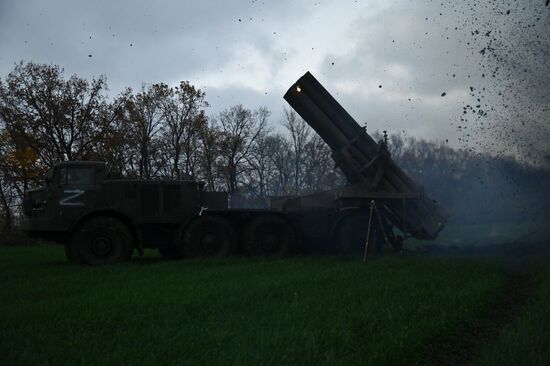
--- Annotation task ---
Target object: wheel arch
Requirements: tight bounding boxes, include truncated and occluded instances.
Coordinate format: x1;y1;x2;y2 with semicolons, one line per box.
173;212;211;244
70;209;141;252
180;213;237;257
175;210;302;249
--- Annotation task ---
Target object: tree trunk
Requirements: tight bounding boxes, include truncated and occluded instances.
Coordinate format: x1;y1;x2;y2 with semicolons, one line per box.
0;181;13;233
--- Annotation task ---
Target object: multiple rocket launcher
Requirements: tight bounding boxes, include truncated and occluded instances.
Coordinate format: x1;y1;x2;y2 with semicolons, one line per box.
284;72;447;240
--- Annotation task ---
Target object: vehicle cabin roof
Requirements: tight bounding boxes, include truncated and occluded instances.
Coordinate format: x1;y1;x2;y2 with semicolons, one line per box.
52;161;203;185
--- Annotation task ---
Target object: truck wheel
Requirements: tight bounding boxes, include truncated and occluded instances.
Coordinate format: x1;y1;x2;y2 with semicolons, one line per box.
158;246;182;260
332;212;383;256
182;216;236;258
70;216;133;265
242;215;296;256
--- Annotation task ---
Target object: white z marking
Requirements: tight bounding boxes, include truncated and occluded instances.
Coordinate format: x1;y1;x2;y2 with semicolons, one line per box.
60;190;85;206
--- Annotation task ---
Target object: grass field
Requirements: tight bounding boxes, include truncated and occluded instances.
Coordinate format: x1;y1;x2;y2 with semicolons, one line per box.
0;245;548;365
472;265;550;366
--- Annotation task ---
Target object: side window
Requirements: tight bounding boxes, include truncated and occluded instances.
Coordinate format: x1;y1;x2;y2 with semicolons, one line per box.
59;167;94;185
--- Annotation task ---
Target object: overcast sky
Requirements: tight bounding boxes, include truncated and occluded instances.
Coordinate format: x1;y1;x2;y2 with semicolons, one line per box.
1;0;548;157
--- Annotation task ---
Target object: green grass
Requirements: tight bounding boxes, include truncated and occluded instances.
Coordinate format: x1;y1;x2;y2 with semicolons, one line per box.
0;245;509;365
474;265;550;366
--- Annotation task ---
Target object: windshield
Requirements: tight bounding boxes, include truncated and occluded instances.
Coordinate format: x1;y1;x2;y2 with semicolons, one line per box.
59;167;94;185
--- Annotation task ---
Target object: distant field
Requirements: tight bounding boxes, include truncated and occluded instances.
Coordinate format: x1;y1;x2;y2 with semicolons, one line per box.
0;246;548;365
406;219;550;249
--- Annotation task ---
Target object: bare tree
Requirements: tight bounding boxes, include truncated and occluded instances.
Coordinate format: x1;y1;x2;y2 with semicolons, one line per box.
198;119;222;191
161;81;208;179
216;105;268;193
302;134;345;192
246;129;273;199
281;108;311;194
266;134;294;196
122;84;166;179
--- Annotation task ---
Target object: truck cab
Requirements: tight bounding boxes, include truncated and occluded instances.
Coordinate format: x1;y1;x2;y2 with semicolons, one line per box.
22;161;108;241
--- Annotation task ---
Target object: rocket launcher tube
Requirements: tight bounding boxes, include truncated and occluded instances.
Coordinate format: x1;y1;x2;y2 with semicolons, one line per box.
284;71;447;240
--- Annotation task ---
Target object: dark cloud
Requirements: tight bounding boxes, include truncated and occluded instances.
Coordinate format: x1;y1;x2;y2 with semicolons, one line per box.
1;0;548;165
314;2;483;141
0;0;305;93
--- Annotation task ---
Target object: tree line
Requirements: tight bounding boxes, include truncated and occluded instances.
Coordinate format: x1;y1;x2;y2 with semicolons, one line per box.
0;62;345;231
1;61;548;233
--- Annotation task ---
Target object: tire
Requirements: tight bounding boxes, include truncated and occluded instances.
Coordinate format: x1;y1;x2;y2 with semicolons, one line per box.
158;246;182;260
242;215;296;257
182;216;236;258
69;216;133;265
332;212;384;257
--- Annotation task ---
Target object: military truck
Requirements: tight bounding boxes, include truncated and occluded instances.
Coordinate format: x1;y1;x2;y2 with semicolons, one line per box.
22;72;447;265
22;161;299;264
